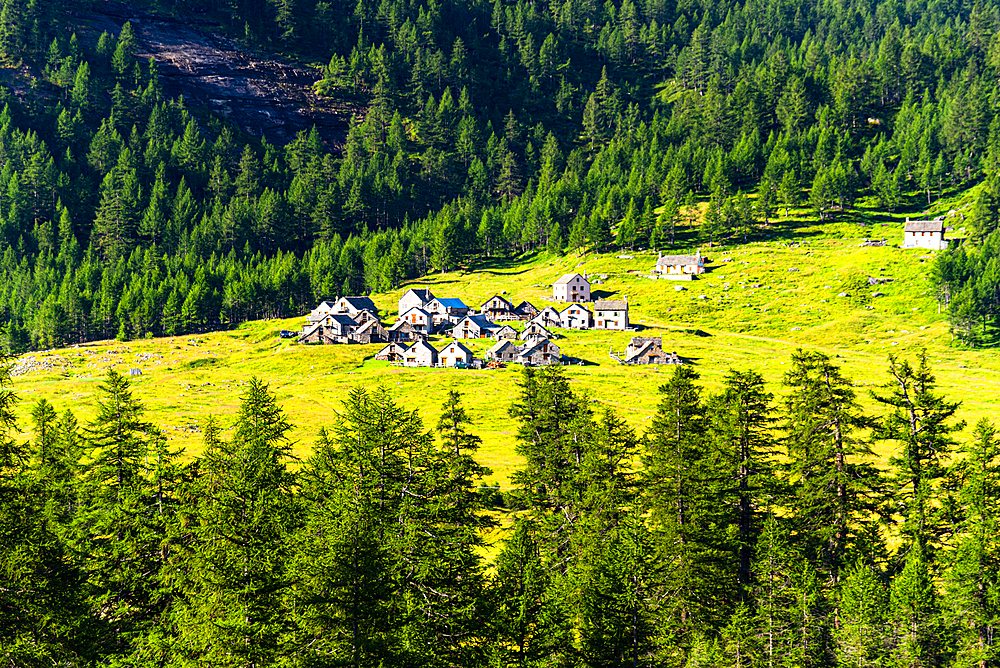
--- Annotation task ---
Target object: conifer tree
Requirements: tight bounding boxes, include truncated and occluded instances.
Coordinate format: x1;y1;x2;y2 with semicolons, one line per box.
706;369;776;597
782;350;882;584
641;366;728;638
873;352;964;555
168;380;297;667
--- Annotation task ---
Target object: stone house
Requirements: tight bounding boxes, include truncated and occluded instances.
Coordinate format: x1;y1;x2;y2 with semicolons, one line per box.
520;321;555;342
903;218;948;250
481;295;514;319
594;299;629;330
375;342;409;361
388;319;426;342
486;340;520;363
454;314;498;339
333;296;378;316
425;297;471;326
351;319;389;344
552;273;590;302
560;303;592;329
298;314;357;343
306;301;339;326
438;340;475;367
532;307;563;329
518;339;561;366
623;337;671;364
398;307;435;335
653;251;705;276
492;324;518;340
403;340;438;367
297;323;340;344
513;301;539;320
398;288;435;315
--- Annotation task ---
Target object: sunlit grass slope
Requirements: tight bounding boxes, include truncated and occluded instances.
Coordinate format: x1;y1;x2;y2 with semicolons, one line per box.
12;209;996;486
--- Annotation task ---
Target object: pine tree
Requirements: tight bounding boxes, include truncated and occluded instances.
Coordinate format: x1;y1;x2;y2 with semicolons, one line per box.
72;370;175;661
943;418;1000;666
873;352;964;555
641;366;729;638
782;350;882;584
168;379;297;667
835;562;889;666
707;369;776;597
487;519;572;667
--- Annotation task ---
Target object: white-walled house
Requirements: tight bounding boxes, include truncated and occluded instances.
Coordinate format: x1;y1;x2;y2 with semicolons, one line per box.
594;299;629;330
552;273;591;302
398;307;435;335
903;218;948;250
560;303;592;329
438;340;474;367
398;288;435;315
653;251;705;276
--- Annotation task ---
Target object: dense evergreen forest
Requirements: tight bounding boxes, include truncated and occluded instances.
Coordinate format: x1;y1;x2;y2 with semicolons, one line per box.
0;0;998;348
4;350;998;666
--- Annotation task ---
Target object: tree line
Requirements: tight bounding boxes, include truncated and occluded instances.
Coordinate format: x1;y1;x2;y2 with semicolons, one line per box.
4;348;999;666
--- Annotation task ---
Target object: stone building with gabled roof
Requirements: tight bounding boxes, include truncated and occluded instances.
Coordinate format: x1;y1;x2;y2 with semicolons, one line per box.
399;288;435;315
397;307;434;335
560;303;592;329
594;298;629;330
518;339;561;366
481;295;514;319
375;342;409;361
333;296;378;316
520;321;555;341
486;340;519;363
653;251;705;276
426;297;471;325
492;324;518;340
454;314;499;339
903;217;948;250
438;340;475;367
403;340;438;367
553;273;590;302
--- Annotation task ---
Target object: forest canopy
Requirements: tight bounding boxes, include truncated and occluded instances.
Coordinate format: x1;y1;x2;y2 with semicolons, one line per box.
2;351;997;666
0;0;997;348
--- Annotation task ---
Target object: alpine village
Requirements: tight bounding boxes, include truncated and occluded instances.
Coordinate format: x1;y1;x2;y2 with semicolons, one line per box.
5;0;1000;667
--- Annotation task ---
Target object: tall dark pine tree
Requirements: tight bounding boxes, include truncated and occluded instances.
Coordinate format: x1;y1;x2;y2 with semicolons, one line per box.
872;351;963;557
73;370;174;662
167;379;297;667
0;357;89;664
781;349;882;585
641;366;730;639
487;519;572;667
706;369;776;598
943;418;1000;666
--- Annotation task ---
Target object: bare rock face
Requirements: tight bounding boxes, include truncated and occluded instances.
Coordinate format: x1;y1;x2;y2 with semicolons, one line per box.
82;2;353;147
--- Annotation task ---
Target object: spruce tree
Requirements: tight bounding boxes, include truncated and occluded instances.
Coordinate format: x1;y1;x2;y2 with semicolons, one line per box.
706;368;776;598
167;379;297;667
873;352;963;556
782;349;882;584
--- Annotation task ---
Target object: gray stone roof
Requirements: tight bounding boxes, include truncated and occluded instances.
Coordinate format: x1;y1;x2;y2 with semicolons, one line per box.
904;219;944;232
656;255;701;267
595;300;627;311
554;273;587;286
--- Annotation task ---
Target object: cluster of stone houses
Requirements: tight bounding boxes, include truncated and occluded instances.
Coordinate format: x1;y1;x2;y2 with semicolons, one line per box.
375;336;562;368
298;297;388;344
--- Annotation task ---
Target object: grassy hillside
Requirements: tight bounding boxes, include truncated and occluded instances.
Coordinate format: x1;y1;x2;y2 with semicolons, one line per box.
11;208;993;486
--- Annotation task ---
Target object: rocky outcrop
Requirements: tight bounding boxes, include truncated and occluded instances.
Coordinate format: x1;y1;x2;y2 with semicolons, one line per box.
73;2;353;146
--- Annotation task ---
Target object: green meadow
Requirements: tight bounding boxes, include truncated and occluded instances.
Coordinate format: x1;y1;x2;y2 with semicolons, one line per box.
11;210;994;486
